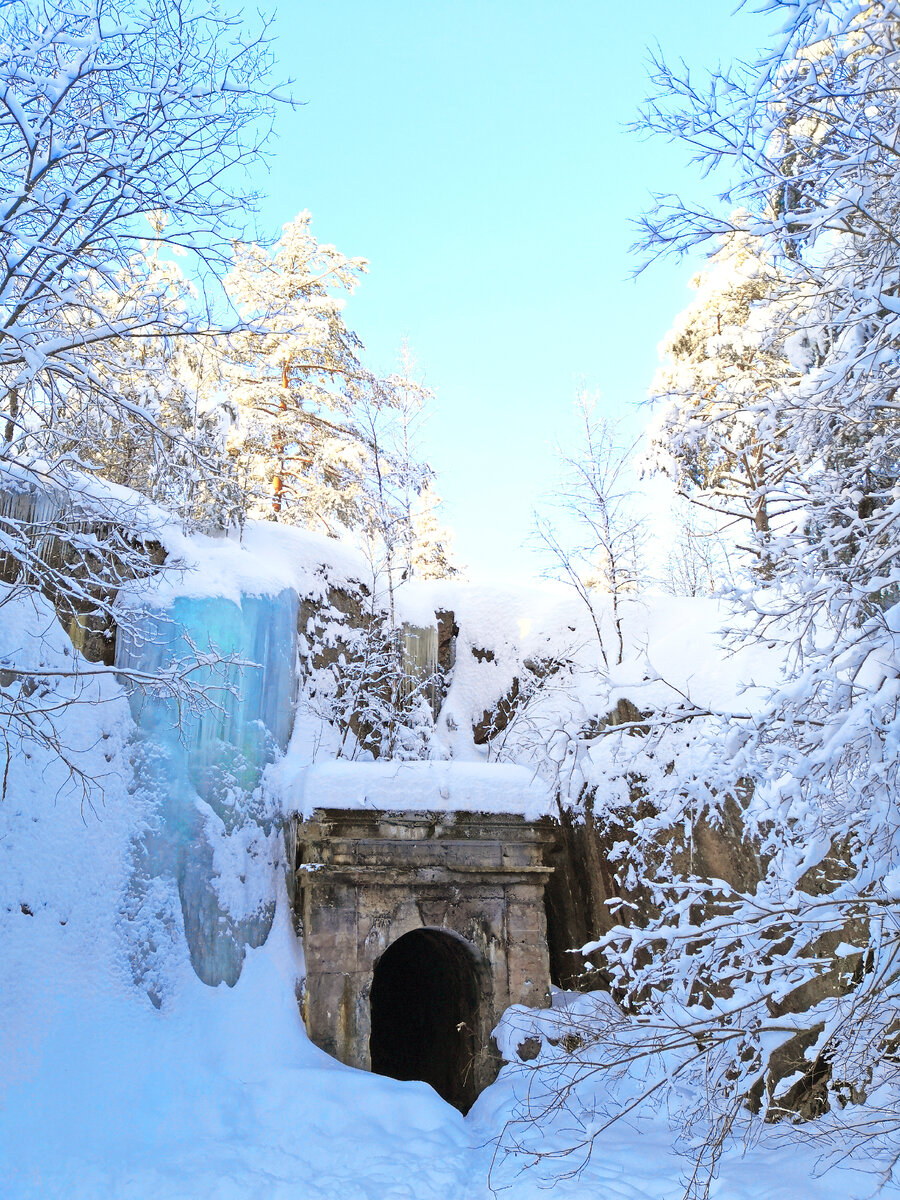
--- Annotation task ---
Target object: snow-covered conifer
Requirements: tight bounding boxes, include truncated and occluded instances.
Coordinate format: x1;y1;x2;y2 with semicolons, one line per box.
409;481;460;581
221;212;370;530
647;226;804;574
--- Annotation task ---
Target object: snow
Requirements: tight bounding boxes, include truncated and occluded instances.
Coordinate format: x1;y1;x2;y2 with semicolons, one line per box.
138;517;375;608
1;878;887;1200
285;759;554;819
0;584;479;1199
0;693;887;1200
0;542;892;1199
5;0;900;1184
2;891;477;1200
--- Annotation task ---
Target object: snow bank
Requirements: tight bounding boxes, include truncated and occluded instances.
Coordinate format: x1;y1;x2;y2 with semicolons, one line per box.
2;885;479;1200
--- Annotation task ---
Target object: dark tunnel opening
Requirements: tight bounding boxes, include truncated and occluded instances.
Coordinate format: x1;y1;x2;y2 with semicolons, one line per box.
369;928;481;1113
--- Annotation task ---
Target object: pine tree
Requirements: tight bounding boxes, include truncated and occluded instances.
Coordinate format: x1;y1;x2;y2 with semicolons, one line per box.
647;225;804;573
221;211;372;531
409;481;460;581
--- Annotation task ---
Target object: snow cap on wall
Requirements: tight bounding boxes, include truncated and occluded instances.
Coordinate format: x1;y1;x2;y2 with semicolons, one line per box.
293;760;554;820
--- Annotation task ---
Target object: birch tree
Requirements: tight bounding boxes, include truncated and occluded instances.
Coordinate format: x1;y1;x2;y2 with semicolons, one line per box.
535;393;646;669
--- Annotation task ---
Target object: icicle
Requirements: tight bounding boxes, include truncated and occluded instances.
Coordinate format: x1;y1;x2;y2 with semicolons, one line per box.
401;623;438;715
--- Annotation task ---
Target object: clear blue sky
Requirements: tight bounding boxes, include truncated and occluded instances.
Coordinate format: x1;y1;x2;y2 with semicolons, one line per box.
254;1;771;583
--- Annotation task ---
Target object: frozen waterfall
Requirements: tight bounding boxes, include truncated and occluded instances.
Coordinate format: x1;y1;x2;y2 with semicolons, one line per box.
117;589;298;997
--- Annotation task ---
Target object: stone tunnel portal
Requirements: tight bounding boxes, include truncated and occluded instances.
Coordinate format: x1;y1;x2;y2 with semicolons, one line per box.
291;803;555;1110
369;928;482;1113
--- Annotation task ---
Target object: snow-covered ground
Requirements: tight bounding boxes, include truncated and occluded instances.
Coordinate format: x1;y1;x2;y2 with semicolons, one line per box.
2;894;890;1199
1;527;897;1199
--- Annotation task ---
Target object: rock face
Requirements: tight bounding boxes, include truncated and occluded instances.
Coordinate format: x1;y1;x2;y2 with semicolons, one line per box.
290;809;555;1112
297;581;441;756
0;479;167;665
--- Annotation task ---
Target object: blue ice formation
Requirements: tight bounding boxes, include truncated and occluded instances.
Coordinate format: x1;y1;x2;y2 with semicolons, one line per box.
117;589;298;995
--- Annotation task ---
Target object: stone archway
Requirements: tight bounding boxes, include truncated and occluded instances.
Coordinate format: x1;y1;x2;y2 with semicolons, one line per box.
291;807;555;1104
369;928;482;1112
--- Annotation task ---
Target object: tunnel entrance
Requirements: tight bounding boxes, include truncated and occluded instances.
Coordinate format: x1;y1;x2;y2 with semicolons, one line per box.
294;807;555;1101
369;928;481;1113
